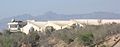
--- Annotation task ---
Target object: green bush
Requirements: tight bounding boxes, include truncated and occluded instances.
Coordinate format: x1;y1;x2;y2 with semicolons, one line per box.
0;30;26;47
51;29;76;44
77;32;94;46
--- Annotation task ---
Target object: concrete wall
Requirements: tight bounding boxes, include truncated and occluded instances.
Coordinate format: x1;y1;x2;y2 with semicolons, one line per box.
76;19;120;25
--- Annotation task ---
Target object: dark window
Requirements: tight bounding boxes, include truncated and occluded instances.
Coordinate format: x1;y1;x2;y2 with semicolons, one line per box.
10;24;17;28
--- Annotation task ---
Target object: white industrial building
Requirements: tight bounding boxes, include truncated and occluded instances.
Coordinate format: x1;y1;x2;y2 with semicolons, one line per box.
8;19;120;34
8;19;83;34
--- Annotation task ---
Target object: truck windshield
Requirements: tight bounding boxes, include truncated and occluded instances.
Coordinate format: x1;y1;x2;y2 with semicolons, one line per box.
10;24;17;28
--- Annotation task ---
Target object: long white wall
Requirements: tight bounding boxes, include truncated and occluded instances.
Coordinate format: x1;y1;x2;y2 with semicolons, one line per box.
75;19;120;25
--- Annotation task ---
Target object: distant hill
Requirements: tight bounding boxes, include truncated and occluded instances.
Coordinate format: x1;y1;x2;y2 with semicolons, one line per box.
0;14;36;31
35;12;120;20
0;12;120;30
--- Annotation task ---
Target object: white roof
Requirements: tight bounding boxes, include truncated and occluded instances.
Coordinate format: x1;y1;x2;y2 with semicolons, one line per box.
48;20;77;26
28;21;47;28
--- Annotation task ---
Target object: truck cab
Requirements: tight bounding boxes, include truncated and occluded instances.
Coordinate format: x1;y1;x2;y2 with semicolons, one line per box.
8;19;27;32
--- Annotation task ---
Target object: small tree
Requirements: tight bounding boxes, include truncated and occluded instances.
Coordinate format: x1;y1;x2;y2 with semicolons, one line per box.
45;26;55;36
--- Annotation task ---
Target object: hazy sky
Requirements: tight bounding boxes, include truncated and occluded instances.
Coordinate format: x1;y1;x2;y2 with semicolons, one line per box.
0;0;120;18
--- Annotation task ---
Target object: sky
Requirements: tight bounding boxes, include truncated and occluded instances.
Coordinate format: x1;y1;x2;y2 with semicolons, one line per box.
0;0;120;18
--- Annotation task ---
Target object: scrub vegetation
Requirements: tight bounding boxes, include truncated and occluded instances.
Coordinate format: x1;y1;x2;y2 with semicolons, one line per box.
0;23;120;47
